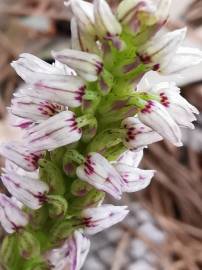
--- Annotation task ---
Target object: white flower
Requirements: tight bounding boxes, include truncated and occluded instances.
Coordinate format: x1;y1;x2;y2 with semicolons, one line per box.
122;117;162;149
0;194;28;234
1;170;49;210
94;0;122;38
10;95;66;122
138;100;182;146
0;142;41;172
137;71;199;129
11;53;75;78
82;204;129;234
68;0;95;36
52;49;103;82
138;28;202;74
71;17;99;54
76;152;123;200
46;230;90;270
162;46;202;74
115;163;154;193
24;111;82;152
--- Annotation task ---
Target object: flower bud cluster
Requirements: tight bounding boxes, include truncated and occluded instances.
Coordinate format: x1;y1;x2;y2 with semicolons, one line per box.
0;0;201;269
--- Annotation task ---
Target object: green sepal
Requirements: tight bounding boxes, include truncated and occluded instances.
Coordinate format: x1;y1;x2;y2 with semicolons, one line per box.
50;220;75;243
71;179;92;197
47;195;68;219
69;189;105;211
22;257;48;270
87;129;124;154
39;159;66;195
26;206;48;229
0;234;22;270
63;149;84;177
18;231;40;259
102;144;127;162
50;147;66;169
98;69;114;95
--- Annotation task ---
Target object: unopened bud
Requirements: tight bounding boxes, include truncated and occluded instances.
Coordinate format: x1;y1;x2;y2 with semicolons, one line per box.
18;231;40;259
47;195;68;219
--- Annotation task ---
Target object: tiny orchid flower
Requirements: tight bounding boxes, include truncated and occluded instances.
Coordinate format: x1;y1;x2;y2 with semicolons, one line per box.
94;0;122;39
161;46;202;74
10;95;66;122
138;100;182;146
1;170;49;210
71;17;99;54
11;53;75;77
115;163;154;193
52;49;103;82
46;230;90;270
24;111;82;152
0;142;41;172
122;117;162;149
12;57;86;108
68;0;95;36
0;194;28;234
138;28;202;73
82;204;129;235
76;152;123;200
137;72;199;129
116;149;144;168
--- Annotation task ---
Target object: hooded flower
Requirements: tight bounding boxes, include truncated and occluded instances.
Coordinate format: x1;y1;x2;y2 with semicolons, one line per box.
137;71;199;129
11;53;75;78
0;142;41;172
68;0;95;36
1;169;49;210
11;54;86;108
138;28;202;73
0;194;28;234
10;95;66;122
115;163;154;193
52;49;103;82
46;230;90;270
76;152;123;200
24;111;82;152
138;100;182;146
122;117;162;149
94;0;122;39
82;204;129;234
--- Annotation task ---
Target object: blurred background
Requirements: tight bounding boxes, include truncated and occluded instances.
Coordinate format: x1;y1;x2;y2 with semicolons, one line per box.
0;0;202;269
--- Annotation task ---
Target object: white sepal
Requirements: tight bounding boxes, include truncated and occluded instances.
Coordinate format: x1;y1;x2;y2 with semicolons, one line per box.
46;230;90;270
52;49;103;82
94;0;122;38
0;141;41;172
76;152;123;200
24;111;82;152
115;163;154;193
82;204;129;234
0;194;28;234
1;170;49;210
122;117;162;149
